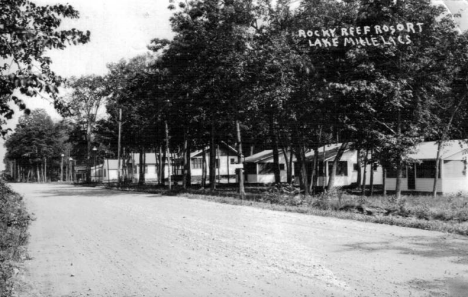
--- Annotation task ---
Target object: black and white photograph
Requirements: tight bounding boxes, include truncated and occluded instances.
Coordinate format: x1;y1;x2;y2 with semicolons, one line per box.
1;0;468;296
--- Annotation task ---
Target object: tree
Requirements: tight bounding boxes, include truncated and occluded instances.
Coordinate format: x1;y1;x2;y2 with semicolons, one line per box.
0;0;90;135
312;0;463;198
430;31;468;197
4;109;66;182
62;75;107;182
104;55;166;185
158;0;257;190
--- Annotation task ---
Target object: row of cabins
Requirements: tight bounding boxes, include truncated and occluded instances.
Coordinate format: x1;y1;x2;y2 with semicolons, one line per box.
244;143;383;187
91;144;241;184
91;141;468;194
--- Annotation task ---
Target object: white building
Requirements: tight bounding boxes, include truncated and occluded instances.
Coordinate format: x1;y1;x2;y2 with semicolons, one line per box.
385;140;468;194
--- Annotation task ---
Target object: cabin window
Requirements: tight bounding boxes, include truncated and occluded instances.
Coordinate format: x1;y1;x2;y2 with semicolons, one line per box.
258;163;285;174
416;161;439;178
328;161;348;176
230;158;236;164
353;163;359;171
145;165;148;173
192;158;203;169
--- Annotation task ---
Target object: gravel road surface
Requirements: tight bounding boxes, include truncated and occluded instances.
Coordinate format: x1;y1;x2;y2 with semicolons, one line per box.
10;183;468;297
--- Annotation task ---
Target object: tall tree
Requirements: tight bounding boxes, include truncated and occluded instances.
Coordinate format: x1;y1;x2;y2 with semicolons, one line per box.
4;109;66;182
0;0;90;135
63;75;107;182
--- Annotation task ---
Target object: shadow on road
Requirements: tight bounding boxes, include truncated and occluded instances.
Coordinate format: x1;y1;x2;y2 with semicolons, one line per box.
24;184;162;199
341;235;468;263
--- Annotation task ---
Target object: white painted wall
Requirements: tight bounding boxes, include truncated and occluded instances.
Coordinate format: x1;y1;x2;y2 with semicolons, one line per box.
385;160;468;193
191;156;239;176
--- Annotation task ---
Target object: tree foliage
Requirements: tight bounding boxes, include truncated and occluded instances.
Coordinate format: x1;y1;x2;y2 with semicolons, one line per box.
0;0;90;135
4;109;67;181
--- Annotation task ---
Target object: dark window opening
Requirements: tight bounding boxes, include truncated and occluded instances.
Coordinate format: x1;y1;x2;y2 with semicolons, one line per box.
416;161;440;178
245;163;257;174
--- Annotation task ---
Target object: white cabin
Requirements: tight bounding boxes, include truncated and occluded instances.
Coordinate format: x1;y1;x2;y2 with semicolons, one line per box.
385;140;468;194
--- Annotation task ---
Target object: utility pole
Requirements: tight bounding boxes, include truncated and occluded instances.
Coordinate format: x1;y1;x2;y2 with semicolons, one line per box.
117;108;122;187
236;120;245;200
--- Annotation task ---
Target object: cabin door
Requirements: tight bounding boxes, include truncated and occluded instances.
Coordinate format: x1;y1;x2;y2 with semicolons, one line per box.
407;164;416;190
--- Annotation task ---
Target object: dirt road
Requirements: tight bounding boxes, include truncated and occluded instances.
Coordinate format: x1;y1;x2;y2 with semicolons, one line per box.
10;183;468;297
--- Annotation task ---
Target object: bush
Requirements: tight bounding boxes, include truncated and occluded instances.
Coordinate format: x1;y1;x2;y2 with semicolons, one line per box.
0;181;31;297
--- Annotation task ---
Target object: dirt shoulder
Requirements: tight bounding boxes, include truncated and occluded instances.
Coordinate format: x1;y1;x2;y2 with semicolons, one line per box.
10;183;468;297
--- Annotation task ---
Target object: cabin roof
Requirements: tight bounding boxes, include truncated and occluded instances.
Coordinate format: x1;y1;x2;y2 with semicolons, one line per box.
304;144;351;162
244;150;274;163
190;143;238;158
408;141;468;160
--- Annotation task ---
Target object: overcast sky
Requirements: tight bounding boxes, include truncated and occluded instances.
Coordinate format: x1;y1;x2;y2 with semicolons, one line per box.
37;0;174;77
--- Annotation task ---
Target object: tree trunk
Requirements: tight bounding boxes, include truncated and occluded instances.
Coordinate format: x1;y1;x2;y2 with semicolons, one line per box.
165;120;171;189
370;150;374;197
395;105;402;200
202;146;207;188
299;146;310;197
216;145;220;184
395;159;403;200
309;147;319;195
158;147;163;185
269;115;280;183
327;142;348;191
356;148;362;188
183;134;188;189
236;120;245;199
117;108;122;186
289;149;294;184
226;151;230;184
86;120;92;183
361;148;369;197
186;140;191;188
294;142;309;197
209;122;216;190
281;147;291;184
161;146;166;185
139;148;145;185
383;168;387;196
432;141;442;198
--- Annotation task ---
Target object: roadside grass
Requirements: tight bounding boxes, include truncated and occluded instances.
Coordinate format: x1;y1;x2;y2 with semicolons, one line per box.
0;181;31;297
105;183;468;236
181;191;468;236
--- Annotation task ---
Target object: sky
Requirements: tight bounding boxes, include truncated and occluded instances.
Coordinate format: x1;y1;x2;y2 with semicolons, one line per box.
0;0;175;170
1;0;468;170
